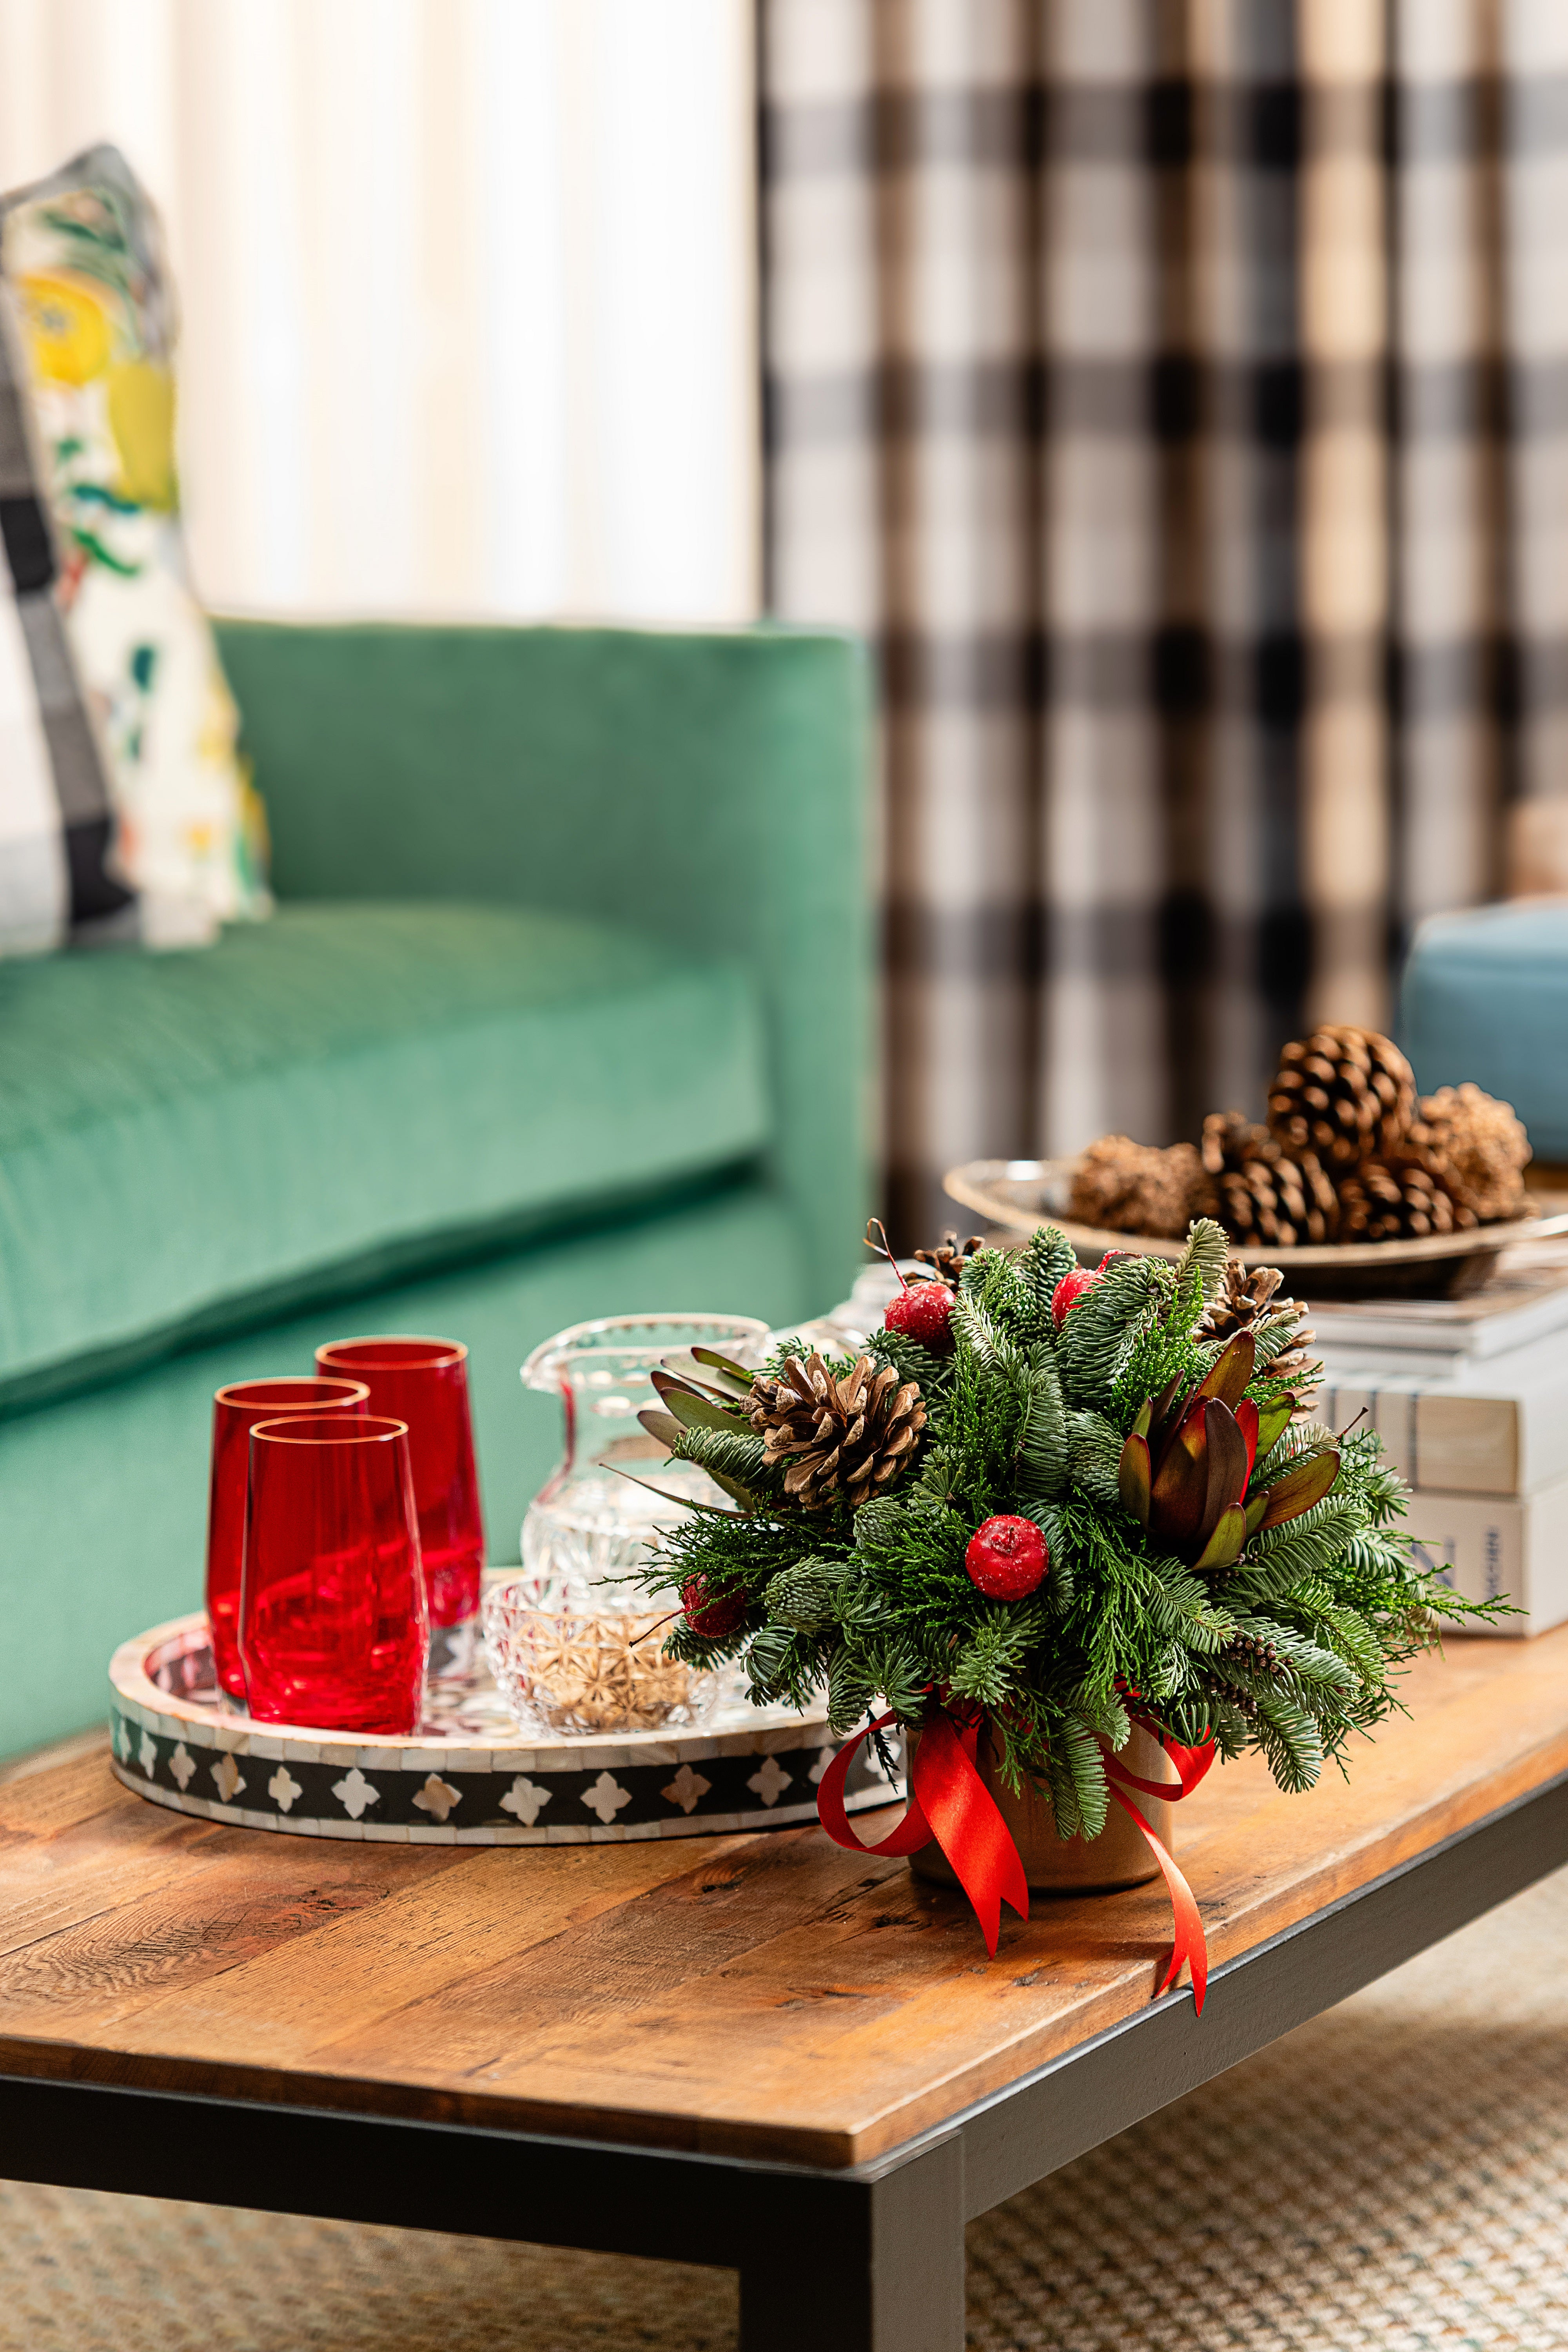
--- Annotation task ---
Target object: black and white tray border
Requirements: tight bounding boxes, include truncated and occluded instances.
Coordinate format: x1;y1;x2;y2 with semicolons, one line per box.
109;1614;902;1846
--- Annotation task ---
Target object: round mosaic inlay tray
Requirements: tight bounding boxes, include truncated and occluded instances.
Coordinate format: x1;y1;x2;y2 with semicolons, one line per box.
108;1601;900;1846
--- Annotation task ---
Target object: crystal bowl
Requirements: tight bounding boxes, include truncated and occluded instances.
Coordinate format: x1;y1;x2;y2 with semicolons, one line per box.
481;1575;718;1737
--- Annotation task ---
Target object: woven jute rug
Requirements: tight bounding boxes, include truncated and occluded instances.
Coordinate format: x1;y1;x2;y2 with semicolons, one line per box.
5;1862;1566;2352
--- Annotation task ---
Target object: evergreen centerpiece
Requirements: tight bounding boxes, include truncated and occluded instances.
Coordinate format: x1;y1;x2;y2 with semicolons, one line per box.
639;1219;1499;1998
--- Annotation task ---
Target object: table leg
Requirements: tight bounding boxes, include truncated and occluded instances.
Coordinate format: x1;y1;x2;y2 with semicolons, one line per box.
739;2137;966;2352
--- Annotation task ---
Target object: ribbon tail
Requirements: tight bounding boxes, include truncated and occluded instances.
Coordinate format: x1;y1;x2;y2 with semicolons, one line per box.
911;1713;1029;1956
816;1712;933;1858
1108;1785;1209;2014
1105;1724;1217;1808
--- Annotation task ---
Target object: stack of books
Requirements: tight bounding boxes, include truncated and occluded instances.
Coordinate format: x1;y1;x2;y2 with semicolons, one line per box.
1311;1243;1568;1635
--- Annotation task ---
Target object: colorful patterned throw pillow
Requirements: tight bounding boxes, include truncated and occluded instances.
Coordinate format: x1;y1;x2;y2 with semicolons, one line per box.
0;294;133;955
0;145;269;948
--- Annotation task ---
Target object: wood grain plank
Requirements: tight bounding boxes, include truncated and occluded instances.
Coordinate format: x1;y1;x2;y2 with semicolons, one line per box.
0;1634;1563;2167
0;1798;239;1962
70;1836;751;2065
0;1835;472;2032
0;1748;130;1838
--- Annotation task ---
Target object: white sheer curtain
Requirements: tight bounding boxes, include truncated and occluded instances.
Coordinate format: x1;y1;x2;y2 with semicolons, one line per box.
0;0;759;622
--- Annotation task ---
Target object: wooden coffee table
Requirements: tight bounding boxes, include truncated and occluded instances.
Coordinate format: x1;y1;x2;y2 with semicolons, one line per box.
4;1633;1567;2351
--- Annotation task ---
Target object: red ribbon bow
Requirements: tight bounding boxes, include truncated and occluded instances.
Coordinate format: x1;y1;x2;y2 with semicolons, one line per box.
816;1706;1216;2009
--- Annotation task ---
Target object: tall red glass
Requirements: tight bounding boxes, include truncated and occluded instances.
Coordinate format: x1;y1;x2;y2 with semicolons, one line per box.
314;1337;485;1628
240;1412;428;1733
206;1377;369;1699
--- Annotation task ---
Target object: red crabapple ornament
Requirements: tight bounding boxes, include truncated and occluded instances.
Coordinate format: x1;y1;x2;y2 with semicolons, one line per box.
884;1279;955;1349
1051;1267;1101;1328
681;1575;747;1640
965;1515;1049;1601
865;1216;958;1353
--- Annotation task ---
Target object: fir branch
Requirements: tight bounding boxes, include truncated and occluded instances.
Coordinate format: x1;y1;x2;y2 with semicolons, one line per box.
1286;1586;1389;1685
1172;1217;1230;1322
764;1557;847;1630
950;1292;1029;1396
669;1423;775;1498
1068;1679;1132;1749
1043;1718;1110;1841
916;1445;959;1503
1055;1251;1171;1408
1338;1528;1416;1579
1022;1225;1078;1333
826;1643;879;1734
1221;1615;1354;1703
948;1601;1049;1711
1125;1556;1236;1653
1251;1690;1324;1791
1111;1315;1205;1432
1015;1347;1068;1495
958;1246;1035;1338
871;1325;947;1396
1230;1499;1365;1601
1068;1410;1125;1512
742;1622;826;1710
1013;1498;1076;1606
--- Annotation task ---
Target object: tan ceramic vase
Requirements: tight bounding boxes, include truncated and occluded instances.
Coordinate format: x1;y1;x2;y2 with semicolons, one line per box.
907;1722;1173;1895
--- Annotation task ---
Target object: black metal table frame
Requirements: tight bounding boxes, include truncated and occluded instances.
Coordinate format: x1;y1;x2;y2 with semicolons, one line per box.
5;1771;1566;2352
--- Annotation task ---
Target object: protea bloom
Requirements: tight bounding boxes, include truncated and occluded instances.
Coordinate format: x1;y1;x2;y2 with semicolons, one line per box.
1116;1332;1338;1571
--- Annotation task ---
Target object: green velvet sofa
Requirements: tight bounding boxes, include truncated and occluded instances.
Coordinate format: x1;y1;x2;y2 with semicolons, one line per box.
1;622;870;1759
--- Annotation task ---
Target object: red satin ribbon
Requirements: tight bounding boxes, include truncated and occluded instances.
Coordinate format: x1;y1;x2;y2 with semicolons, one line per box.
815;1704;1028;1954
1101;1722;1216;2013
817;1706;1216;2005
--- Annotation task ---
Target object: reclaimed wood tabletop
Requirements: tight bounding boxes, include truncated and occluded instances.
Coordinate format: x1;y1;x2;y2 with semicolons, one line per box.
2;1630;1566;2172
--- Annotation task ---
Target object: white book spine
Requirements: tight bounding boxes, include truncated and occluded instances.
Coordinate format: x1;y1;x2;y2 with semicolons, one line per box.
1318;1334;1568;1497
1399;1473;1568;1637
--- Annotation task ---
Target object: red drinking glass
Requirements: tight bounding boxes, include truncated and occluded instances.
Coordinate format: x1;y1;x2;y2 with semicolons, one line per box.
206;1377;370;1699
240;1412;429;1734
314;1337;485;1628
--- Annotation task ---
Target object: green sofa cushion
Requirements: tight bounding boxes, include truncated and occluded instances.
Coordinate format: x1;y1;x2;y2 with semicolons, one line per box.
0;901;768;1405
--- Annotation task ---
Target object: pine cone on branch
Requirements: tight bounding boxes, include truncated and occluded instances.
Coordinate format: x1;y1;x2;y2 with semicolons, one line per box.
913;1231;986;1288
1267;1025;1417;1170
747;1354;926;1512
1201;1113;1338;1248
1410;1083;1530;1223
1196;1260;1318;1390
1335;1158;1477;1243
1069;1134;1209;1239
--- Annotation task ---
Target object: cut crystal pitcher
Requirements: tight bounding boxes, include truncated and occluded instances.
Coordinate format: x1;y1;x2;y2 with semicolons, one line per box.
519;1314;770;1599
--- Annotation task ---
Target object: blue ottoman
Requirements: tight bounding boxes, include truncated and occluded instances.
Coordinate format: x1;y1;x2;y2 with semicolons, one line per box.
1401;901;1568;1160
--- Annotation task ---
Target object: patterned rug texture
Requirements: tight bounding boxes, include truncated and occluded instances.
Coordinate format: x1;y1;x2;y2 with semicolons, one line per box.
5;1862;1566;2352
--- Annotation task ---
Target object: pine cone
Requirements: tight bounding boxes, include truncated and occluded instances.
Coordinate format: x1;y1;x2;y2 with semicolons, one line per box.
1267;1026;1417;1170
1069;1134;1209;1240
1201;1113;1338;1247
747;1353;926;1512
913;1231;985;1288
1196;1259;1318;1390
1335;1158;1478;1243
1223;1632;1281;1673
1410;1083;1529;1223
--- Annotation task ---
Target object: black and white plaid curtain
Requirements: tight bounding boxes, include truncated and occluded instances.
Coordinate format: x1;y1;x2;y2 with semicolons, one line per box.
760;0;1568;1240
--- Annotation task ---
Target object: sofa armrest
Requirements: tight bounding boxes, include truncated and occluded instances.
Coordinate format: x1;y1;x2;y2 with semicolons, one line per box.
214;619;873;1304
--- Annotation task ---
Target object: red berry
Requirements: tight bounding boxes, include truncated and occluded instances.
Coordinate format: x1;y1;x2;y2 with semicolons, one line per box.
681;1575;746;1640
884;1279;955;1350
1051;1267;1101;1328
964;1515;1049;1601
